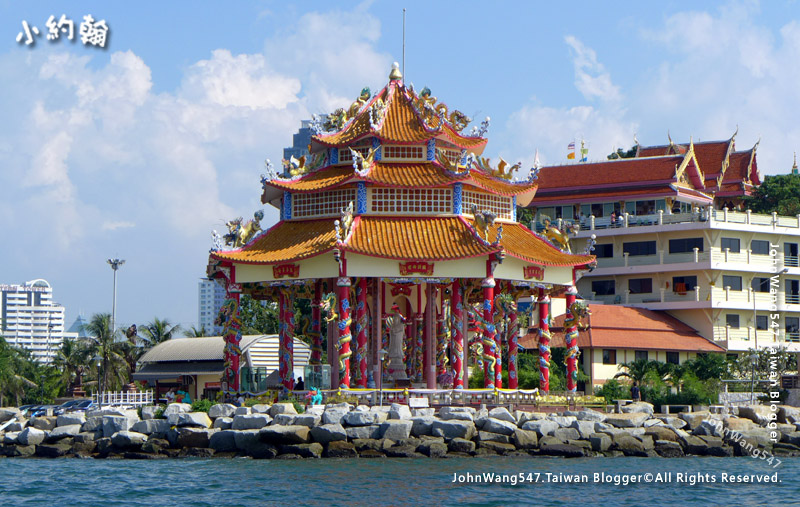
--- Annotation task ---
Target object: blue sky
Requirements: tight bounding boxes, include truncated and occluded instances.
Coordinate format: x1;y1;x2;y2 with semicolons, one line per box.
1;1;799;332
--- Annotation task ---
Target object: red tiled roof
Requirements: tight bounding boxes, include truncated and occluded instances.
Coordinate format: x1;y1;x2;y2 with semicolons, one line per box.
518;305;724;352
535;156;683;190
692;140;732;177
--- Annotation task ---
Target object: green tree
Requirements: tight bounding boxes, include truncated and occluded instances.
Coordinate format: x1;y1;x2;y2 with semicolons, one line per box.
613;358;654;384
0;337;38;406
81;313;127;393
516;206;535;228
53;337;91;396
607;145;637;160
742;173;800;216
183;325;210;337
139;318;182;348
239;295;279;335
681;353;728;381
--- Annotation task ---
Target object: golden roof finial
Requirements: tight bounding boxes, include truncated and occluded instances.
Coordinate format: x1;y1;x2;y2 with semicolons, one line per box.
389;62;403;81
793;152;797;171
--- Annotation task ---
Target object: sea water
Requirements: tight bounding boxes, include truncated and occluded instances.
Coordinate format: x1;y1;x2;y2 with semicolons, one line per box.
0;457;797;506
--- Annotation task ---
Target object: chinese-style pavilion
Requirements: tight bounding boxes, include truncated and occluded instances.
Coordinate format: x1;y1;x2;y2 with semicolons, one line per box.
206;63;595;394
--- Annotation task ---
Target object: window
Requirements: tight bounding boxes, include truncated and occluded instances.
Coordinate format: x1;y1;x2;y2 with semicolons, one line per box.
628;278;653;294
751;240;770;255
669;238;704;253
592;280;615;296
635;200;656;215
594;244;613;258
635;350;648;361
756;315;768;330
623;241;657;256
602;349;617;365
672;276;697;292
722;275;742;291
371;188;452;214
751;277;770;293
726;353;738;362
666;352;680;365
591;203;605;217
463;190;513;220
721;237;740;253
726;314;740;328
787;317;799;333
383;145;424;160
292;188;357;218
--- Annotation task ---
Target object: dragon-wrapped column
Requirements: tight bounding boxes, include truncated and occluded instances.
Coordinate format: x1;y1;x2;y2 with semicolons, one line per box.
565;285;580;393
537;287;551;393
279;288;295;390
219;286;242;393
355;277;369;388
450;280;465;389
482;276;496;389
337;277;353;388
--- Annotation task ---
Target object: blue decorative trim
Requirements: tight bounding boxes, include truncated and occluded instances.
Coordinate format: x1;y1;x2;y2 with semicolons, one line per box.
371;137;382;162
512;196;517;222
453;183;463;214
330;148;339;165
427;139;436;161
283;191;292;220
357;182;367;214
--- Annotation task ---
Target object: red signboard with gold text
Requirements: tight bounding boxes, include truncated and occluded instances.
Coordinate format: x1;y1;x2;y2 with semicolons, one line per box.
273;263;300;279
399;261;434;276
523;265;545;280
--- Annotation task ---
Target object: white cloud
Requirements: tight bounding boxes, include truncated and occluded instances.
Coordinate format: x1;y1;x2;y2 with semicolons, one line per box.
101;220;135;231
564;35;622;104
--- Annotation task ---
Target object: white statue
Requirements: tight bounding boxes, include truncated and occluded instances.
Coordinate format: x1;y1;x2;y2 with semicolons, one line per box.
386;304;409;381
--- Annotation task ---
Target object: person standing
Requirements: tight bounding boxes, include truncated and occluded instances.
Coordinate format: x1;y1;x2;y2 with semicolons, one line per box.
631;381;641;402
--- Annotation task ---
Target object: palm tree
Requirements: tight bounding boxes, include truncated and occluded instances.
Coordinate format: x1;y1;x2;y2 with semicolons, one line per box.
140;318;182;348
0;338;39;406
81;313;127;393
613;359;654;384
183;325;209;338
53;338;91;396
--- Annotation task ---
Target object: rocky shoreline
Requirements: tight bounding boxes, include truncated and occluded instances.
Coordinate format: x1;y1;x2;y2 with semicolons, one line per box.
1;402;799;460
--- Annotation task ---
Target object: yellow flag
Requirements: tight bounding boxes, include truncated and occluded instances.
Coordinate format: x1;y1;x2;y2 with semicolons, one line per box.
567;152;576;160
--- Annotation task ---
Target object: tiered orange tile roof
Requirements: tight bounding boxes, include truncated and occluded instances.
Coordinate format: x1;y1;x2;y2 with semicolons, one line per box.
211;216;594;268
535;156;683;190
210;219;337;264
261;162;538;197
464;218;595;267
312;81;488;150
347;216;495;260
519;305;725;352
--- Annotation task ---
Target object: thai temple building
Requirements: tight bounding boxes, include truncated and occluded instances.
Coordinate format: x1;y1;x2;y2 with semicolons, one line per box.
528;133;800;377
206;63;595;394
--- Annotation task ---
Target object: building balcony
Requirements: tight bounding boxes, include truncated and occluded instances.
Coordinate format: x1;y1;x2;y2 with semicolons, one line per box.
589;287;798;311
576;208;800;233
713;328;800;352
588;248;795;276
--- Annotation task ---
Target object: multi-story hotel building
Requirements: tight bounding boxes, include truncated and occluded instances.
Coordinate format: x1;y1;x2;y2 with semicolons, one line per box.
530;134;800;363
198;278;226;335
0;279;67;363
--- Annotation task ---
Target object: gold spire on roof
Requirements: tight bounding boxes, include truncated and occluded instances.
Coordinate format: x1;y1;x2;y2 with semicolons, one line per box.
389;62;402;81
793;152;798;175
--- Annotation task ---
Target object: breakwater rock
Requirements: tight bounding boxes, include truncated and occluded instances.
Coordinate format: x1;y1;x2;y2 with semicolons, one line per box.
2;402;799;460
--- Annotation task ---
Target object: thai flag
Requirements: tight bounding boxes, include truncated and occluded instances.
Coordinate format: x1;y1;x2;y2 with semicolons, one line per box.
567;141;575;150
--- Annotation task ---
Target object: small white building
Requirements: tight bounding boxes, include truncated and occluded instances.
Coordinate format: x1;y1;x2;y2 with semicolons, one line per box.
133;335;312;400
0;279;66;363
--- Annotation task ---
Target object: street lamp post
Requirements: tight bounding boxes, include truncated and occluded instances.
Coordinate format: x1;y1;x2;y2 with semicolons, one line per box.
749;352;759;405
94;353;104;408
107;258;125;338
378;348;388;407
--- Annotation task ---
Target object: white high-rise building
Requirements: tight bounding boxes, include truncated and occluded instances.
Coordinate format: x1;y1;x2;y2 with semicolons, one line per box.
0;279;66;363
198;278;226;335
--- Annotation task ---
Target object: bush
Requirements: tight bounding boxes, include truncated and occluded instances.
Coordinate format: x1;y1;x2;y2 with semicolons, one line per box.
191;399;213;413
153;407;165;419
595;378;629;404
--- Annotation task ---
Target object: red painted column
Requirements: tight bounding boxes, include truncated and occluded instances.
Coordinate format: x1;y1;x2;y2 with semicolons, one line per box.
451;280;465;389
220;286;242;393
279;288;295;390
337;277;352;388
355;277;369;387
310;281;322;365
538;288;551;393
482;276;496;388
565;285;579;393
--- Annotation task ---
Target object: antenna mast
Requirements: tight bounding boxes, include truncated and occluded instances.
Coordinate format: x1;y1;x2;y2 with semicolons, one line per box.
402;8;406;78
